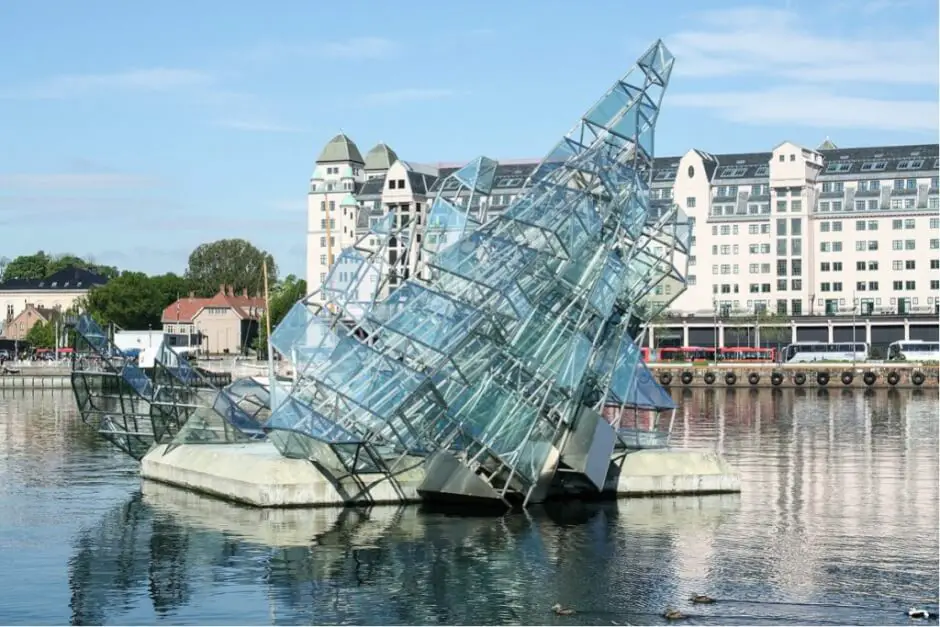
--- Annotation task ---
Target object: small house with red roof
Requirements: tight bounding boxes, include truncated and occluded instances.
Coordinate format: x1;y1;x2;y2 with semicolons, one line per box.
161;285;265;355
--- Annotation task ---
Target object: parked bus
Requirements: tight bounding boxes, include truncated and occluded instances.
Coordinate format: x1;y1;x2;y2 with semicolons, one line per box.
658;346;716;362
886;340;940;362
782;341;869;363
719;347;776;362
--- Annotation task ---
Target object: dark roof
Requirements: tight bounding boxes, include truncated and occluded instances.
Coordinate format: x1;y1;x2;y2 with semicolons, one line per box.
648;143;939;183
358;175;387;196
428;162;539;193
0;266;109;291
407;171;437;195
316;134;364;165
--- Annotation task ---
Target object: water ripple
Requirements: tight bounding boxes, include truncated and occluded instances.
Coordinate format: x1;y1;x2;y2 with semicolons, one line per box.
0;388;937;625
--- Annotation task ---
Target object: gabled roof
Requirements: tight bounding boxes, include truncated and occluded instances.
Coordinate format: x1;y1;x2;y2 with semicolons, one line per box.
161;286;265;323
364;143;398;171
0;266;109;291
317;134;364;165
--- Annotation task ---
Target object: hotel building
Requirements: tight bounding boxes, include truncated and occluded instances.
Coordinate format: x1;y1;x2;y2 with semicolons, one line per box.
306;137;939;346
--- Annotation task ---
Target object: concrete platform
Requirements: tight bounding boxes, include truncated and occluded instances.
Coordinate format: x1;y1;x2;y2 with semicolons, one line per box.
140;441;741;508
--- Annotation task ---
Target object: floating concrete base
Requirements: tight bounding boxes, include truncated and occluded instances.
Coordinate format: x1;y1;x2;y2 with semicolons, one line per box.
140;441;741;508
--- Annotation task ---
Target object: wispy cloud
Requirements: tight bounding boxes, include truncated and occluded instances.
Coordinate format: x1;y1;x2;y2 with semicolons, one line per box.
0;68;213;100
214;117;307;134
0;172;159;190
669;87;939;132
669;6;937;85
245;36;400;62
666;5;938;131
360;88;459;107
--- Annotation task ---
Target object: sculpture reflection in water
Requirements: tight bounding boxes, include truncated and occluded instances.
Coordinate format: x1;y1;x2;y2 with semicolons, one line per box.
67;315;268;461
69;483;737;625
265;39;688;506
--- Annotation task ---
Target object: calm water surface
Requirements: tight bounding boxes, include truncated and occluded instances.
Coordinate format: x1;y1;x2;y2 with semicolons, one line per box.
0;388;937;625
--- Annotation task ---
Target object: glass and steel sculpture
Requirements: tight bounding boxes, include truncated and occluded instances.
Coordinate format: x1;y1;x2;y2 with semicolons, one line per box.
266;39;689;507
68;316;267;459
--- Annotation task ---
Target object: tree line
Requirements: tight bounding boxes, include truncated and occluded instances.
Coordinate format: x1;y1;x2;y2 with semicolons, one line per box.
2;239;306;351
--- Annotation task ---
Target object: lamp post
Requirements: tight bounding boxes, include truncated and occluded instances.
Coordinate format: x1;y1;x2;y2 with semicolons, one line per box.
852;290;857;368
713;298;719;366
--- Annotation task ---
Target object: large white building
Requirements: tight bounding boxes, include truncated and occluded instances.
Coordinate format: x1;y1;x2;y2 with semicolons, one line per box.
306;138;939;319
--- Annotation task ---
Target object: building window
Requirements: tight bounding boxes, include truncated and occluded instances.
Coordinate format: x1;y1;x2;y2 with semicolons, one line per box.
905;240;915;250
893;281;903;290
932;259;940;269
686;197;696;208
821;282;831;292
776;218;787;235
821;262;830;272
821;221;830;232
833;262;842;271
791;279;802;290
857;281;866;291
906;260;916;270
932;239;940;249
856;261;865;271
869;261;879;271
906;281;916;290
832;221;843;232
791;200;802;212
869;281;879;291
932;280;940;290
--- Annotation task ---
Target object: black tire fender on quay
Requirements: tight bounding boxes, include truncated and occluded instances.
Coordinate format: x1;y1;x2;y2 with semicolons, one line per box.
840;371;854;386
770;371;784;386
703;371;716;385
659;371;673;386
793;372;807;386
887;371;900;386
748;372;760;385
725;371;737;386
911;371;925;386
816;371;830;386
863;371;877;386
680;371;694;385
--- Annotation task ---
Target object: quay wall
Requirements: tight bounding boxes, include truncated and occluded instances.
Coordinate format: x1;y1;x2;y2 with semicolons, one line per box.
2;363;937;390
646;362;939;389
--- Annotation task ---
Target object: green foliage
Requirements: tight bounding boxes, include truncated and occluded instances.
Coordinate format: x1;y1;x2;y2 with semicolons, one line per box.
84;271;184;330
2;251;51;281
184;238;277;297
254;274;307;357
25;320;56;348
0;251;118;282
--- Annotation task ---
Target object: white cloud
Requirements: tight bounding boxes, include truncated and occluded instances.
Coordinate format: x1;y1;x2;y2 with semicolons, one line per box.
245;37;399;62
0;172;158;190
360;88;458;107
214;117;307;133
669;86;939;132
669;6;938;85
0;68;213;99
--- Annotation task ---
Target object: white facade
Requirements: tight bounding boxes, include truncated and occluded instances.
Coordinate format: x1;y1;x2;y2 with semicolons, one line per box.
305;137;939;319
656;141;939;317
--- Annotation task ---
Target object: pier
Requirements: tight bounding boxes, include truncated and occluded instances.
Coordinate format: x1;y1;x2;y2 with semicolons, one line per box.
647;362;938;389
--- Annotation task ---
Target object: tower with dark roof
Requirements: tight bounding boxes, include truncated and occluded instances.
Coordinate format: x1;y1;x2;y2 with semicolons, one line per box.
307;134;367;298
364;142;399;175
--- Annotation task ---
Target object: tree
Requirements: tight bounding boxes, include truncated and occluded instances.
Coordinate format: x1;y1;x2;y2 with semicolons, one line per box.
46;254;118;280
0;251;118;282
254;274;307;358
84;271;171;330
755;312;791;349
184;239;277;297
149;273;192;308
26;320;56;348
2;251;51;281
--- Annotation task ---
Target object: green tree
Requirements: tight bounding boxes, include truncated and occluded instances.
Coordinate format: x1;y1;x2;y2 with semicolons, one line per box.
756;312;791;349
46;254;118;280
26;320;56;348
2;251;51;281
0;251;119;282
254;274;307;358
149;272;192;307
184;239;277;297
84;271;170;330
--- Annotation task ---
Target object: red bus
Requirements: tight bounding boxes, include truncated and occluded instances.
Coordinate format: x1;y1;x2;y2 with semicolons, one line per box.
657;346;716;362
719;346;776;362
640;347;650;362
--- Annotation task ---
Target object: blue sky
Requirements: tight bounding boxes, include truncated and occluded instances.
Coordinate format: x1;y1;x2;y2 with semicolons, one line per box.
1;0;937;279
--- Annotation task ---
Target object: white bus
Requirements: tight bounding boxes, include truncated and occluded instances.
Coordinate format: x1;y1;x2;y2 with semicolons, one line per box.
887;340;940;362
782;341;869;364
